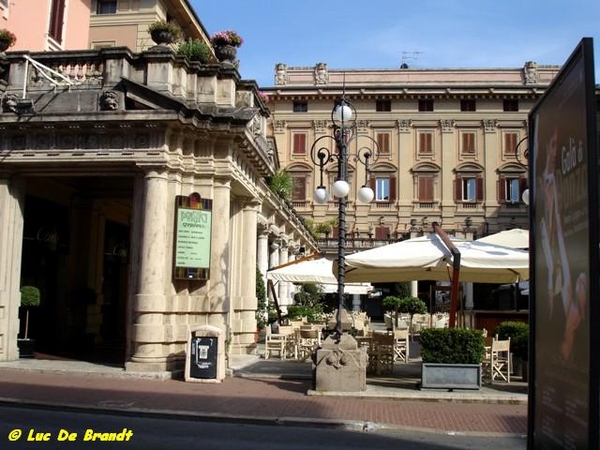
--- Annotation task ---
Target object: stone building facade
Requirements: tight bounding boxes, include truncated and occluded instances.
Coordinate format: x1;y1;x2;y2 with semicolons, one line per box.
265;62;562;249
0;48;316;372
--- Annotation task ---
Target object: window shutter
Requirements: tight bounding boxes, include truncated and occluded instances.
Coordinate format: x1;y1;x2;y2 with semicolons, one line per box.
476;177;484;201
292;133;306;154
332;226;339;239
389;176;396;202
498;176;506;202
292;176;306;201
377;133;390;154
369;177;376;191
519;178;528;194
419;177;434;202
454;176;461;201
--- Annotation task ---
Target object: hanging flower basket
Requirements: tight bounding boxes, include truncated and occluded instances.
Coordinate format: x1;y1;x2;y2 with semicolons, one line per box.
0;29;17;52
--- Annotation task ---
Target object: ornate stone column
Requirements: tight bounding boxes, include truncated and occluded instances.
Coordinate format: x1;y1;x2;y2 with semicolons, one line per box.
256;217;269;317
231;199;260;354
278;235;289;309
0;175;26;361
128;168;169;371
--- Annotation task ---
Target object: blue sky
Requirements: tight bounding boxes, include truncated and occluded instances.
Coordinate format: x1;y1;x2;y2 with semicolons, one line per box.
193;0;600;88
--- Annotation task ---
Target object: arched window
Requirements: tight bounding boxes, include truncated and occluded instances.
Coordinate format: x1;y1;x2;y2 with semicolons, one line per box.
454;163;484;203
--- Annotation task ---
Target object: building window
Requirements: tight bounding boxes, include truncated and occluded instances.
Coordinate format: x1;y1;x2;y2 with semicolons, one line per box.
418;99;434;112
418;132;433;155
375;226;390;240
293;101;308;113
96;0;117;14
376;99;391;112
455;176;483;202
418;176;434;202
375;178;390;201
503;132;518;155
460;99;476;112
499;176;527;203
291;174;307;201
291;132;307;155
369;176;396;202
461;132;476;155
503;99;519;112
376;132;391;154
49;0;65;42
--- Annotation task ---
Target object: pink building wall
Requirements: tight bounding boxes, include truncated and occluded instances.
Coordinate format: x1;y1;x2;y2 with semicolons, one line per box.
1;0;91;52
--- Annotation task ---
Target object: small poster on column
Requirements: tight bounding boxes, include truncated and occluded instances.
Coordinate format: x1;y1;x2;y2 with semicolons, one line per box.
174;193;212;280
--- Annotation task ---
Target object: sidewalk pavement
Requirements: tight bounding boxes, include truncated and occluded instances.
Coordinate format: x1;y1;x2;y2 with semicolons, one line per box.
0;353;528;435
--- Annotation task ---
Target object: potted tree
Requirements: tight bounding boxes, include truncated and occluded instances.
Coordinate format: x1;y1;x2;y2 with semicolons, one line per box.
419;327;486;390
18;285;40;358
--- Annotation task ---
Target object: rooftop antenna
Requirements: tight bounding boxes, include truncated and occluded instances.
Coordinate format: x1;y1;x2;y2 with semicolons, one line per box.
401;51;423;68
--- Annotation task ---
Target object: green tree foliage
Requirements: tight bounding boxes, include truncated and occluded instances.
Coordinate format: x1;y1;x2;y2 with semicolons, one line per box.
267;170;293;202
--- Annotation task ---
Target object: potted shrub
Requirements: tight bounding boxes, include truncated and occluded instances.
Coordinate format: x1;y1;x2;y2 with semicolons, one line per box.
18;285;40;358
419;327;486;390
0;28;17;52
148;20;182;45
176;38;213;63
266;170;293;202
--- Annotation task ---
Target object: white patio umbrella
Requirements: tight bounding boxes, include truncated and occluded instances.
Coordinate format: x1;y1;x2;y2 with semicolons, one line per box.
341;233;529;284
476;228;529;249
267;257;372;294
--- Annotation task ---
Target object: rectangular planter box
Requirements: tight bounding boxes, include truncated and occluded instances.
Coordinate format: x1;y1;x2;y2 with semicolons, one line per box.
421;363;482;390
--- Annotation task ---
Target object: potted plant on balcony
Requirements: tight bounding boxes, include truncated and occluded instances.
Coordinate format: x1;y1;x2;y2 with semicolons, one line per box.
177;38;213;63
148;20;182;46
210;30;243;64
18;285;41;358
419;327;486;390
0;28;17;53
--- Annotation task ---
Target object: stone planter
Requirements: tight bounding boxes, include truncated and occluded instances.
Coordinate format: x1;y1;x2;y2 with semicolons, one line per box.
421;362;482;390
17;338;36;358
214;44;237;64
150;29;177;46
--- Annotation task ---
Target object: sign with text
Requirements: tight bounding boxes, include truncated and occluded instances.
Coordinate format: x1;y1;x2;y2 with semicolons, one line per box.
529;38;598;449
174;193;212;280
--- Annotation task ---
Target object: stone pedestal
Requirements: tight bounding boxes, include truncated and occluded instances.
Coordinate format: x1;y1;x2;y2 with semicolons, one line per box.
314;334;368;392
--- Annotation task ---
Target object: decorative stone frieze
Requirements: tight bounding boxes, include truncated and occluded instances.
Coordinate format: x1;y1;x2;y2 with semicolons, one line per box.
314;62;328;85
440;119;455;133
99;90;120;111
313;120;328;133
483;119;497;133
273;120;286;134
397;119;411;132
275;63;288;85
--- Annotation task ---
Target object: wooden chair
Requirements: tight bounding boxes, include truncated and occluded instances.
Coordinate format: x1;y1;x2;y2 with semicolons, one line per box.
297;327;320;361
370;332;395;375
278;325;298;360
264;326;287;360
482;337;511;383
393;328;409;362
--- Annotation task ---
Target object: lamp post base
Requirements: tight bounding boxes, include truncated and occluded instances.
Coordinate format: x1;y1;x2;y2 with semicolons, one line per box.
313;334;368;392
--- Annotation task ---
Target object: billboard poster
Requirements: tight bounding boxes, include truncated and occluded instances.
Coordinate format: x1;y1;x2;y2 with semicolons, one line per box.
529;38;597;449
174;193;213;280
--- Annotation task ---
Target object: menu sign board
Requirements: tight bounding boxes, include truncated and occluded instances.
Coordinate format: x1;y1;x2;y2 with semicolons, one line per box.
174;193;212;280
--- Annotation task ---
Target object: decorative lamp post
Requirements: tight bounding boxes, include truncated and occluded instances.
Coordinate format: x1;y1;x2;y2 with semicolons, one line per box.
310;93;379;337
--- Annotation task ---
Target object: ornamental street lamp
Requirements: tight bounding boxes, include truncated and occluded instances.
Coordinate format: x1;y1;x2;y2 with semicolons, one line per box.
310;92;379;336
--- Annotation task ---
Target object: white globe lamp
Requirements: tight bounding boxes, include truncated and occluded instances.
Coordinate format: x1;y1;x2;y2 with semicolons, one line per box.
357;185;375;203
314;186;329;204
334;103;353;123
521;188;530;205
332;179;350;198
